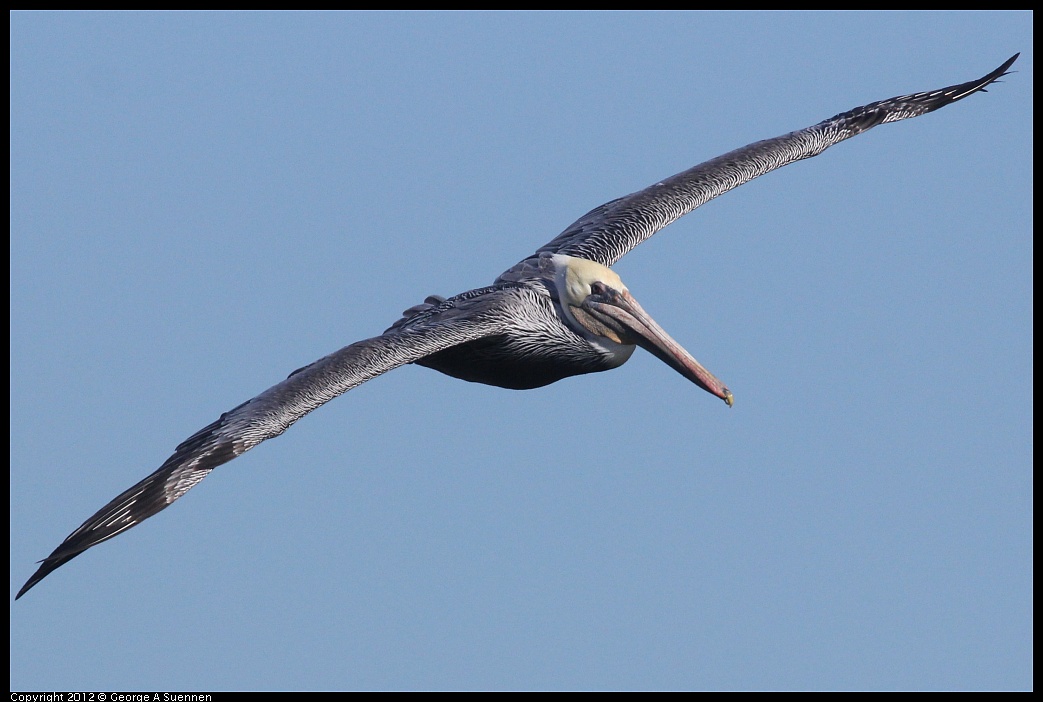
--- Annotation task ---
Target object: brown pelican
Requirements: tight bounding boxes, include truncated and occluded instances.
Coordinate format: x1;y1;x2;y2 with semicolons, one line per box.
16;54;1018;599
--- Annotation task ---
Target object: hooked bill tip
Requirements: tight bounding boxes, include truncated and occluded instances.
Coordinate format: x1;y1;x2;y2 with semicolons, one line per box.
723;390;734;408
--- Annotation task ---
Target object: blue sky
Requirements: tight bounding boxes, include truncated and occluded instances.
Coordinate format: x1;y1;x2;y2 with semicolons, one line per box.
11;11;1032;691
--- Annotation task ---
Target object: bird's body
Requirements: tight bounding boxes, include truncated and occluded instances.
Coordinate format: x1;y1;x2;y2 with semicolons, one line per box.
404;288;618;391
393;257;641;389
17;54;1018;599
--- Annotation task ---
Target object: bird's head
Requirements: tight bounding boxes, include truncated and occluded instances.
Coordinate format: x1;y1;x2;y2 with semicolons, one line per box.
552;255;733;406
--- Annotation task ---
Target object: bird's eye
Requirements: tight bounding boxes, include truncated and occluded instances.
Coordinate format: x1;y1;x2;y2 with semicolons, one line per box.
590;282;606;296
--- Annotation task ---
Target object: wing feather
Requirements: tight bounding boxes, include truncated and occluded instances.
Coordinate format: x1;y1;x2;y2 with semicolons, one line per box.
532;54;1018;267
16;294;512;598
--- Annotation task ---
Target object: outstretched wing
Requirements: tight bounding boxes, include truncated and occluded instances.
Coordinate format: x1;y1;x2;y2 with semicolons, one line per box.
531;54;1018;268
17;290;514;599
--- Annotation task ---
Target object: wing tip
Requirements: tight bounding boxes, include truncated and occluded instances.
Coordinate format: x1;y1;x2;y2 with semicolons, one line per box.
974;52;1020;91
15;553;75;600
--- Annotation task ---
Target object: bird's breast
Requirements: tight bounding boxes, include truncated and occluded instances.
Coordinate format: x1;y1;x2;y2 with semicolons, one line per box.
411;289;634;390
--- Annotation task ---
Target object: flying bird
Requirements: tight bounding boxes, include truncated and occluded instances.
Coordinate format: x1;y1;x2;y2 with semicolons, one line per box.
17;54;1018;599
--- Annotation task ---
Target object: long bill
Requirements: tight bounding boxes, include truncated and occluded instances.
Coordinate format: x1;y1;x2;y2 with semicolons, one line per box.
583;288;734;407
